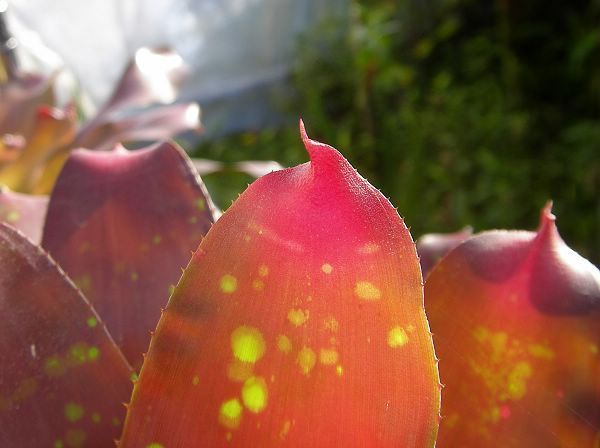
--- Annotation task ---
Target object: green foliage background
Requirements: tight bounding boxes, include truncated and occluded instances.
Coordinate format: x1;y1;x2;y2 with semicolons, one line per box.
194;0;599;263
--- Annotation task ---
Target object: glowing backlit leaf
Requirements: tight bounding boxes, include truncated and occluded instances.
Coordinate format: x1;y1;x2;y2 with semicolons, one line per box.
42;142;217;369
0;223;132;446
120;121;440;446
426;203;600;446
0;186;48;243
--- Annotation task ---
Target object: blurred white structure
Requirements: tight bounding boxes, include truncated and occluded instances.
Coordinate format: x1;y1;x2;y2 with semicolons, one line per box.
6;0;347;136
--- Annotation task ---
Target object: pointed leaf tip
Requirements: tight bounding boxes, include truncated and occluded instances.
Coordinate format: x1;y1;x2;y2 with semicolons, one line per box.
298;120;349;176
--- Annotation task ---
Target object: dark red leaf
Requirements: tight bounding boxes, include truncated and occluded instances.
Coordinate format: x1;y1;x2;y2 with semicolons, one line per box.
0;223;132;447
42;142;217;369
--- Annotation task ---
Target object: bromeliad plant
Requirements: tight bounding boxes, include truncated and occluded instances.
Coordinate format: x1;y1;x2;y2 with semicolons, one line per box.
0;122;598;447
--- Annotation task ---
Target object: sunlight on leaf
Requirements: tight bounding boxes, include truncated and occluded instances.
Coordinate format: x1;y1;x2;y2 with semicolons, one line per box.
426;203;600;447
120;121;440;446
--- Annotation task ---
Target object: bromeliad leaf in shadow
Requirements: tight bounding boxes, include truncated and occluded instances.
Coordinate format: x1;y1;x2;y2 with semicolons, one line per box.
416;226;473;277
426;203;600;447
0;223;133;447
42;141;217;370
120;121;440;447
0;186;48;244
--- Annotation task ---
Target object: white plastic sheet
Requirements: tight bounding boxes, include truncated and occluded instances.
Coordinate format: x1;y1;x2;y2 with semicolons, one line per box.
7;0;347;136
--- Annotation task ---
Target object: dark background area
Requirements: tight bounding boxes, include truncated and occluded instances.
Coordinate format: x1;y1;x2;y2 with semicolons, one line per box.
193;0;599;263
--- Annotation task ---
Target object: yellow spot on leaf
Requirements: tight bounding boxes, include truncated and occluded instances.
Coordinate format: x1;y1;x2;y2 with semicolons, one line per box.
152;234;162;245
6;210;19;222
87;346;100;361
64;402;84;422
319;348;339;365
241;376;268;413
220;274;238;294
279;420;292;440
276;335;292;354
91;412;101;424
54;440;63;448
507;362;532;400
388;326;409;348
231;326;266;363
252;279;264;291
196;198;206;211
323;316;339;332
354;281;381;300
130;271;139;281
44;356;65;377
336;365;344;376
86;316;97;328
528;344;555;360
219;398;243;429
287;308;309;327
297;346;317;375
258;264;269;277
192;375;200;386
146;444;164;448
321;263;333;274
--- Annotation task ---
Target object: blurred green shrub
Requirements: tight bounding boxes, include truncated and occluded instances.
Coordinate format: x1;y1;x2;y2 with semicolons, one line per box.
194;0;599;263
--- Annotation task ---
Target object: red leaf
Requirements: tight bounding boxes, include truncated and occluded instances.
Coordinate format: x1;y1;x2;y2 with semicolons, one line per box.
425;203;600;446
0;223;132;447
42;142;217;369
120;121;440;447
0;186;48;243
416;226;473;277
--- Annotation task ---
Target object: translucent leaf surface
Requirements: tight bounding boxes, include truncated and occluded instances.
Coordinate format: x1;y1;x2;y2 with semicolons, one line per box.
0;186;48;243
120;122;440;447
416;226;473;277
426;204;600;446
42;142;217;369
0;223;132;447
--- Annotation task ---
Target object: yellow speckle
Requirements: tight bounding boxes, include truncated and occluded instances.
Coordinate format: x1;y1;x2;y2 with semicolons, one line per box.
44;356;65;377
287;308;309;327
243;234;251;242
152;234;162;245
252;279;264;291
590;344;598;354
219;398;243;429
241;376;268;413
319;348;339;365
226;432;232;442
65;429;86;447
146;444;164;448
276;335;292;354
87;346;99;361
321;263;333;274
358;243;379;254
91;412;101;424
130;271;139;281
112;417;121;426
6;210;19;222
73;275;92;293
189;216;198;224
86;316;97;328
227;360;254;382
279;420;292;440
220;274;238;294
64;402;84;422
192;375;200;386
528;344;555;360
196;198;206;211
336;365;344;376
130;372;139;382
54;440;64;448
388;326;409;348
231;326;266;363
323;316;339;332
507;362;532;400
168;285;176;296
258;265;269;277
297;346;317;375
354;281;381;300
